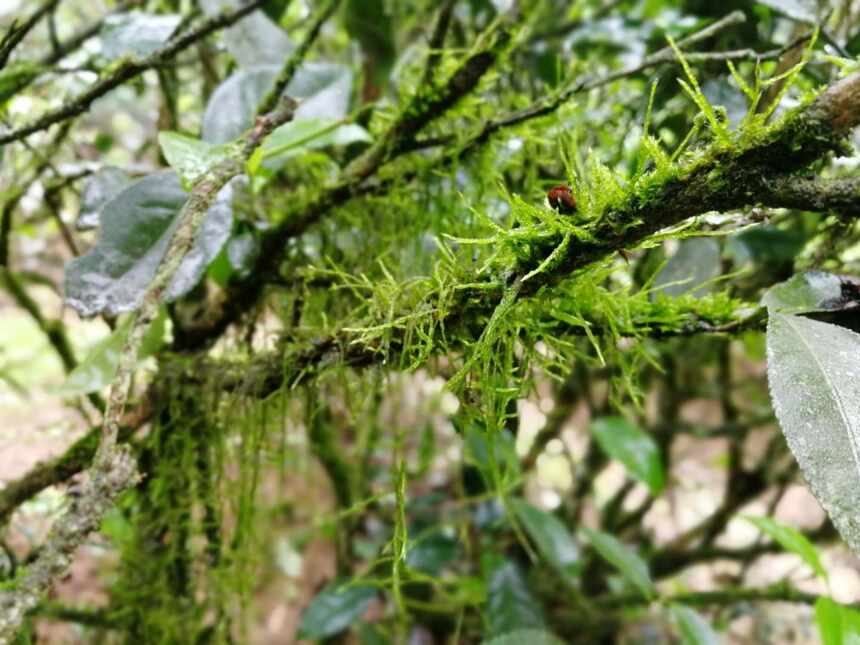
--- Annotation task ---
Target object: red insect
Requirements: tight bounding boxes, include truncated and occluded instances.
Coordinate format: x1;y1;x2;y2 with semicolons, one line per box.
547;185;576;215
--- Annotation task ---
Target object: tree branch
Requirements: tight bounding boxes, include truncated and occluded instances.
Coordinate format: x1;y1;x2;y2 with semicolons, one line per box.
0;0;266;146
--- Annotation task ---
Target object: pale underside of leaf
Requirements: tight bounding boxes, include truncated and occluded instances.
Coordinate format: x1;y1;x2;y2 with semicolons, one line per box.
767;313;860;553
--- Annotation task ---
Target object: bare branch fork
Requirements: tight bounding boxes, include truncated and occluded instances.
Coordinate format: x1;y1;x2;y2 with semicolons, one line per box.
0;97;297;641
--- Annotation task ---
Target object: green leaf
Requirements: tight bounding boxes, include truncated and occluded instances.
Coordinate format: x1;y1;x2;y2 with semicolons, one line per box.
406;531;460;575
483;555;545;637
742;515;827;580
590;416;664;494
510;498;581;584
0;61;43;106
762;272;850;314
581;528;654;599
258;117;371;167
99;12;181;60
64;171;233;317
816;597;860;645
58;308;166;396
766;313;860;554
298;583;376;640
202;63;353;144
200;0;292;68
670;604;721;645
57;316;132;396
481;629;567;645
76;167;133;231
655;238;721;297
463;425;520;488
158;132;233;187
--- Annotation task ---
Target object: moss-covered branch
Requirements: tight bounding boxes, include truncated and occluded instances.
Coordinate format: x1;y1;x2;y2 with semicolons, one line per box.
0;97;298;640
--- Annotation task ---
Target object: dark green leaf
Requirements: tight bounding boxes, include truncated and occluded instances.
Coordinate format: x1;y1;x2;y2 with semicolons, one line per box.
483;555;545;637
742;515;827;580
99;12;181;60
406;532;460;575
510;498;581;584
463;425;520;487
298;583;376;639
76;167;133;231
581;528;654;599
64;171;233;317
590;416;664;494
670;604;720;645
767;313;860;554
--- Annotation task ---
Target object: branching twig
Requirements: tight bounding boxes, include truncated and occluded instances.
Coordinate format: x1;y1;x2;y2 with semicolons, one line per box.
0;0;266;146
256;0;338;116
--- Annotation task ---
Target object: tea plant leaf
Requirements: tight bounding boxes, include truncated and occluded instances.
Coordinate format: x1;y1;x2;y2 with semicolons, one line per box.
766;313;860;554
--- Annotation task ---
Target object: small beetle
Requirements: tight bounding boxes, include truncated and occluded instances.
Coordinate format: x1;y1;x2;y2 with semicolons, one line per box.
547;185;577;215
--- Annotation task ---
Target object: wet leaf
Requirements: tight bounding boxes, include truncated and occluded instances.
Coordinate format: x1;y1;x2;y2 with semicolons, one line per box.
158;132;234;187
767;313;860;554
99;12;181;60
298;583;376;639
64;171;233;317
77;167;133;231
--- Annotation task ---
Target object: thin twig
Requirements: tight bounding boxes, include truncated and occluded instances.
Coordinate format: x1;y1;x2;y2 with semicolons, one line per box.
0;0;266;146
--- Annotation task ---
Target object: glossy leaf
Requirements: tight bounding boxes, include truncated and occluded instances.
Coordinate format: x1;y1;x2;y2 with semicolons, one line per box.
200;0;292;68
201;63;353;144
64;171;233;317
99;12;181;60
298;583;376;639
481;629;566;645
762;272;855;315
483;555;545;637
256;117;371;170
77;167;133;231
590;416;664;494
581;528;654;599
510;498;581;584
767;313;860;554
670;604;720;645
158;132;233;187
816;597;860;645
406;532;460;575
742;515;827;580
